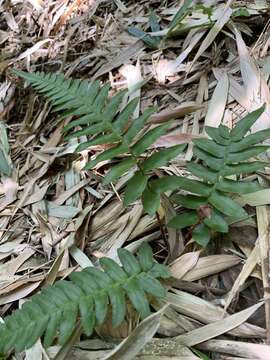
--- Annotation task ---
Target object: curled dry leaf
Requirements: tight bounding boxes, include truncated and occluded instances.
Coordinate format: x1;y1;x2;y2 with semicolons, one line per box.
182;255;241;281
169;251;200;279
119;61;143;117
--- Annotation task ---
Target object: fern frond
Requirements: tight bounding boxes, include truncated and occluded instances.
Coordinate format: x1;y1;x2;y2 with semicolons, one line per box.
147;106;269;246
0;244;170;354
14;71;270;245
15;71;187;207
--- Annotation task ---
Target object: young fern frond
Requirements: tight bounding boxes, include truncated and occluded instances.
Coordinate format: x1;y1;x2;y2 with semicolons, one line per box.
147;106;269;246
14;70;186;206
0;244;170;354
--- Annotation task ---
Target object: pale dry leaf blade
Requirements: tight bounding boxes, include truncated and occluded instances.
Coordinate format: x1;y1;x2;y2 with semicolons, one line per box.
224;242;260;312
191;5;233;67
0;281;41;306
233;23;270;131
238;189;270;207
182;255;241;281
166;290;264;338
256;206;270;341
25;338;43;360
150;103;204;124
103;306;167;360
175;302;264;347
15;39;52;62
197;339;270;360
27;0;44;11
205;72;229;128
169;251;200;279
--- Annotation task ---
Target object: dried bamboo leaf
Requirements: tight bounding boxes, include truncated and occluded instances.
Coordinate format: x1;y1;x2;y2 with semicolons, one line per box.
169;251;200;279
166;290;265;338
256;205;270;342
190;4;233;67
197;339;270;359
103;306;167;360
175;302;264;346
182;255;241;281
224;241;260;312
205;72;229;128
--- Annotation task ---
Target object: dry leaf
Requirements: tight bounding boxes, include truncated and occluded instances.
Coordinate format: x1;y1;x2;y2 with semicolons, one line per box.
182;255;241;281
170;251;200;279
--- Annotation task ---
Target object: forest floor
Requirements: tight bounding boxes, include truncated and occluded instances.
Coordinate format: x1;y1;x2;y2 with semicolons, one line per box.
1;0;270;359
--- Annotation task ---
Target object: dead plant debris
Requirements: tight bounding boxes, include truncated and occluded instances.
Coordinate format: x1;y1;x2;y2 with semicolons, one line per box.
0;0;270;359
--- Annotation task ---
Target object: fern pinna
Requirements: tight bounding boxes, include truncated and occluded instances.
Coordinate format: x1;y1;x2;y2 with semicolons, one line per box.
0;244;170;353
160;106;269;246
14;70;186;207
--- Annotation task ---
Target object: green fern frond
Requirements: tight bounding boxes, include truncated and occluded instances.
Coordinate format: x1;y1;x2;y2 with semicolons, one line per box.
14;71;270;245
147;106;269;246
0;243;170;354
14;70;187;207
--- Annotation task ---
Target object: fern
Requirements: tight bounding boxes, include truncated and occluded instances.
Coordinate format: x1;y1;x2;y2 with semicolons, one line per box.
148;106;269;246
14;71;270;245
0;244;170;353
14;70;186;207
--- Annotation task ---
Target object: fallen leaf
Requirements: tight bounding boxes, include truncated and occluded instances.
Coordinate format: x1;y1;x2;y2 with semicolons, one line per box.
175;302;264;346
182;255;241;281
170;251;200;279
103;306;167;360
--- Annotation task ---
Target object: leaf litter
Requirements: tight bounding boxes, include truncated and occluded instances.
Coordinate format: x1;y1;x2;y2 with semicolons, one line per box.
0;0;270;359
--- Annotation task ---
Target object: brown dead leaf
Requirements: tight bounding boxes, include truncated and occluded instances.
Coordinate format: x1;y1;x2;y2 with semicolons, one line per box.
0;281;41;306
170;251;200;279
182;255;241;281
175;302;264;347
198;339;270;359
150;103;204;124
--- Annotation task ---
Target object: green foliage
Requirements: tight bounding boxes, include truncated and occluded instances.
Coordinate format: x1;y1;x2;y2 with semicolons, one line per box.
164;106;268;246
128;10;161;48
14;70;186;207
0;122;12;176
166;0;193;36
0;244;170;354
14;70;270;246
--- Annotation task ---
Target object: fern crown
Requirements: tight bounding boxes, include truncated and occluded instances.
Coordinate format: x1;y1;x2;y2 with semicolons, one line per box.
0;244;170;354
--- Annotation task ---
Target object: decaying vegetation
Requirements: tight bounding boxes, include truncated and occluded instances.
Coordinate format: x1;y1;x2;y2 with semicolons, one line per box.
1;0;270;359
